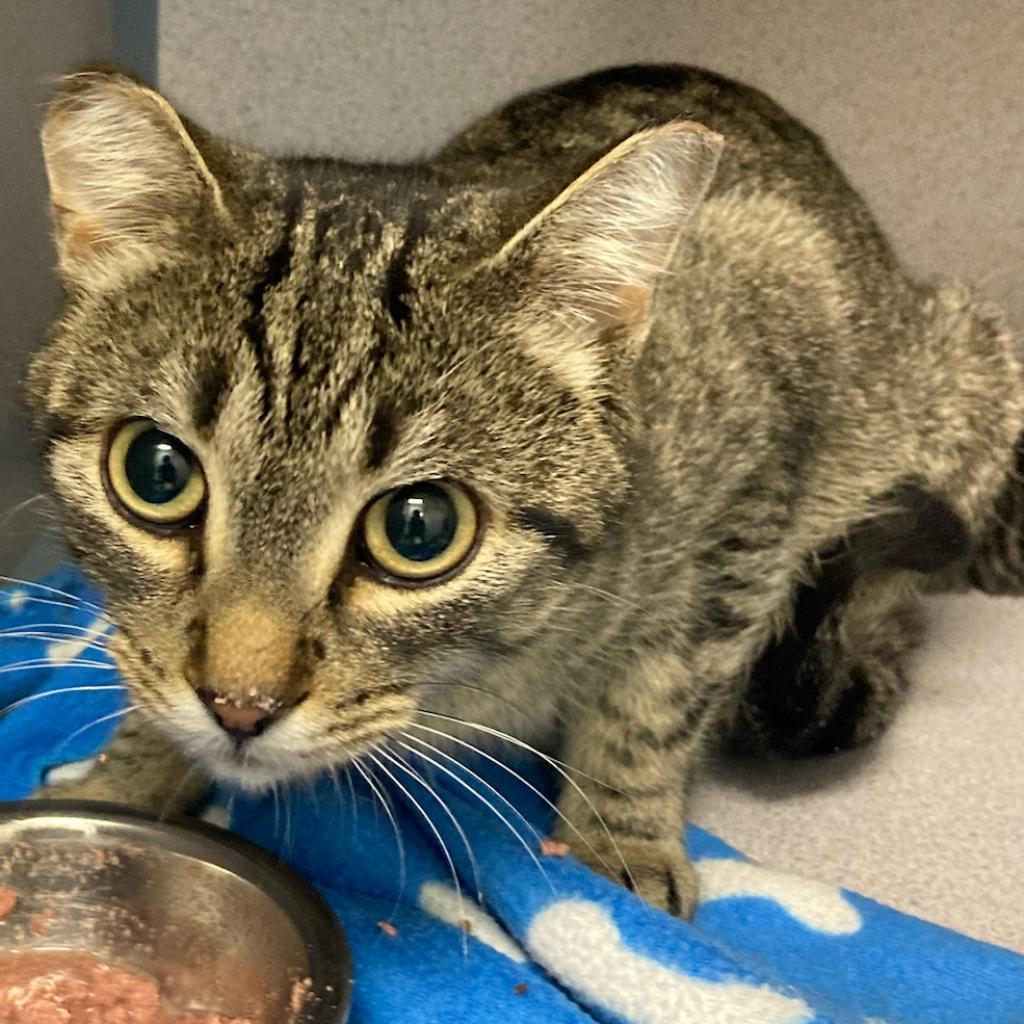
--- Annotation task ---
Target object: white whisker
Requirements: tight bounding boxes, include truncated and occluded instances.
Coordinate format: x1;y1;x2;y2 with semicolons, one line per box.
0;575;110;620
379;746;483;903
351;758;407;917
400;731;543;844
326;764;344;806
414;711;638;892
2;594;113;622
0;493;47;528
343;764;359;838
271;782;281;837
0;658;116;677
398;735;552;893
0;621;110;637
1;684;125;718
407;720;620;880
366;750;470;955
415;709;623;791
564;579;645;612
283;784;294;855
326;765;347;839
54;704;136;757
0;630;112;654
407;679;528;718
304;773;322;815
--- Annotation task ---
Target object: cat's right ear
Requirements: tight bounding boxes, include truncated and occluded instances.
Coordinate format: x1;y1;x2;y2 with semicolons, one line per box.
41;67;230;291
480;121;722;398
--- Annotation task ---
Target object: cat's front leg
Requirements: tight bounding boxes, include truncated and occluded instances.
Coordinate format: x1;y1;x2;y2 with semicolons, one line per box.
551;650;719;918
34;716;208;815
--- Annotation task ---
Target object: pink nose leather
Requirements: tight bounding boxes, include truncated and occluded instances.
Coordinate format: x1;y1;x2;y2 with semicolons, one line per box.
196;690;285;741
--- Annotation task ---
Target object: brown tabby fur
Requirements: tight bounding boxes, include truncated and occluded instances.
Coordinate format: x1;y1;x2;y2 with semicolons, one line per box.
27;65;1023;916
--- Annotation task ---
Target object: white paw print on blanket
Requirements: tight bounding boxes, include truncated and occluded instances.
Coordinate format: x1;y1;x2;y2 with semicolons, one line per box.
44;757;100;786
528;900;814;1024
695;858;862;935
419;882;528;962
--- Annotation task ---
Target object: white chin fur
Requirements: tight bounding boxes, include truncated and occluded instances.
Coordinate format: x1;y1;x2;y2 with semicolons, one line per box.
203;754;314;793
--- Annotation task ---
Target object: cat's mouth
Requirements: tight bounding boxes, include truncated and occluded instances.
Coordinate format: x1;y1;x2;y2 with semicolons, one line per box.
157;687;404;793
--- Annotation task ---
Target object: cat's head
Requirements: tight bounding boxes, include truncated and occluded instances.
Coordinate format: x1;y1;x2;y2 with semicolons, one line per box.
28;68;721;789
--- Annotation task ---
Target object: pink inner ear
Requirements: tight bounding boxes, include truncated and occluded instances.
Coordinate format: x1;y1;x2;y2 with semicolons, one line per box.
40;73;230;291
60;212;111;267
612;283;653;327
583;282;654;335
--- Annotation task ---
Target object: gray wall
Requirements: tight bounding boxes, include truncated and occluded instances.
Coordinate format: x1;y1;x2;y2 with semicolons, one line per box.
0;0;115;572
160;0;1024;334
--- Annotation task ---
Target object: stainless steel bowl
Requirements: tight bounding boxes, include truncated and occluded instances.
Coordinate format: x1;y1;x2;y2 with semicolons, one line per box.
0;801;352;1022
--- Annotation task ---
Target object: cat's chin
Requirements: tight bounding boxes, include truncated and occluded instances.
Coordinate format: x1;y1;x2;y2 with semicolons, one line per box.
160;725;322;793
198;745;326;793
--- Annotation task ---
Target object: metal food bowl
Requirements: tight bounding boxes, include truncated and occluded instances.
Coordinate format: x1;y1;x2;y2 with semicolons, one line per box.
0;801;352;1022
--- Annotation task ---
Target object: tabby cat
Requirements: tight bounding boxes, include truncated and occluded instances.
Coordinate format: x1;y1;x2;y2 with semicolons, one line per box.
28;64;1023;917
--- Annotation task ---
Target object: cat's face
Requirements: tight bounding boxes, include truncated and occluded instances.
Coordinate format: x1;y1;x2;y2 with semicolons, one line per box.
28;70;720;788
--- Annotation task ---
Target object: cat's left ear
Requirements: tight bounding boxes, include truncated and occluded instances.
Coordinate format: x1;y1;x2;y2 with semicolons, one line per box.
41;66;230;291
487;122;722;393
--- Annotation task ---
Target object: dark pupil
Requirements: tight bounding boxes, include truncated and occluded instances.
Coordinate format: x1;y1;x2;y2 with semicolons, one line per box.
124;428;193;505
384;484;457;562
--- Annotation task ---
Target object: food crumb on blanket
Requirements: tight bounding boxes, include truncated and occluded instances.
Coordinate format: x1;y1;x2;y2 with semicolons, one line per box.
0;951;253;1023
376;920;398;937
513;983;529;996
539;839;570;857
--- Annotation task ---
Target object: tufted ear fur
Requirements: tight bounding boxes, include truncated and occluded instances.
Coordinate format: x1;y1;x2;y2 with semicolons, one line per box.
41;66;229;291
489;121;723;394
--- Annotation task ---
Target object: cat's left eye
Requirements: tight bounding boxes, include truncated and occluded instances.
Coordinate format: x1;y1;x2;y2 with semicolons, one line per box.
105;419;206;529
361;481;479;582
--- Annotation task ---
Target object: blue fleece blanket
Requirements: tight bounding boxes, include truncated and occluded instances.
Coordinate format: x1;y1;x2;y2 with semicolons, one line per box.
1;567;1021;1024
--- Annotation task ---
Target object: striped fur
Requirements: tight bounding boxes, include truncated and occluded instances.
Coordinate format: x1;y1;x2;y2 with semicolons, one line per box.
967;432;1024;594
27;65;1024;917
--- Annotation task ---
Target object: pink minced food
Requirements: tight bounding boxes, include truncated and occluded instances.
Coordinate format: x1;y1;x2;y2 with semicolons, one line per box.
0;890;19;921
0;951;253;1024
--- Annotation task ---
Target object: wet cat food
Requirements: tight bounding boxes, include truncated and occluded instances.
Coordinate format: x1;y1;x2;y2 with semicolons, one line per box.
0;951;253;1023
0;891;18;922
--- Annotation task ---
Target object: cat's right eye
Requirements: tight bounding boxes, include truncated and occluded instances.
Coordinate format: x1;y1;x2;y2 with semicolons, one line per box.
105;419;206;530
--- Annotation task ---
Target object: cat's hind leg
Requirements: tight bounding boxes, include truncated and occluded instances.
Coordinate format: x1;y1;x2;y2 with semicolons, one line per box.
729;568;924;758
730;481;971;758
966;431;1024;594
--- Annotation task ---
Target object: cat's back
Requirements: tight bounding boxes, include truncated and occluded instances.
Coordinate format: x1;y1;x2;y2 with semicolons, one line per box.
436;64;895;274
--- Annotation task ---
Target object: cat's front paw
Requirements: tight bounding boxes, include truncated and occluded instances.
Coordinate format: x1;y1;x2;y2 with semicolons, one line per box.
31;757;206;815
31;759;113;803
32;778;109;803
32;766;140;807
551;823;699;919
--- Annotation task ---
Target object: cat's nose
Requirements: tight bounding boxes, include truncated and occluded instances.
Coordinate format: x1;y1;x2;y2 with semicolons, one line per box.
186;599;310;741
196;689;300;742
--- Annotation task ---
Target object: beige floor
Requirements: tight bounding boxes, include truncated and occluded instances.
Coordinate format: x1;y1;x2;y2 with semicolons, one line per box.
692;591;1024;953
